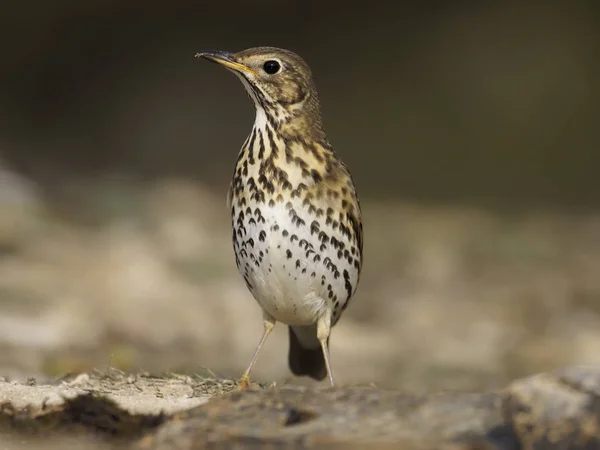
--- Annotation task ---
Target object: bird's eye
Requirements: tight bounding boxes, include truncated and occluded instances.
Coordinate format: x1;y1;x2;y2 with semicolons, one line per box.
263;60;281;75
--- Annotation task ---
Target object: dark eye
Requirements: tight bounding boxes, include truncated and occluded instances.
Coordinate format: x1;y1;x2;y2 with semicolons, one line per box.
263;60;281;74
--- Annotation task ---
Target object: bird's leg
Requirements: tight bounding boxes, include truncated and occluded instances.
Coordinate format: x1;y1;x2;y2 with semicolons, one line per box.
317;310;335;387
238;311;276;390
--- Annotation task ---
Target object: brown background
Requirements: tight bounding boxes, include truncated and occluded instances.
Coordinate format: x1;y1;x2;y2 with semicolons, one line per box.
0;1;599;390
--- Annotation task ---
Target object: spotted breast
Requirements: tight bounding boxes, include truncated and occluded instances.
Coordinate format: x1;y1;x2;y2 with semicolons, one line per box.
198;46;363;386
230;110;362;330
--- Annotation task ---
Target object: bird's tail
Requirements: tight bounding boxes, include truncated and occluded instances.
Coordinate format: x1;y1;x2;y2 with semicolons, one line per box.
288;326;327;381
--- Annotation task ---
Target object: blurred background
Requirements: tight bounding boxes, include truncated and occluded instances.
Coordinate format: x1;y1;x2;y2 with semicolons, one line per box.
0;1;599;391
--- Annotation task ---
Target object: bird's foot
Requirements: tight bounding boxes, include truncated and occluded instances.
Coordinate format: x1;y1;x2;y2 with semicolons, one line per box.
238;374;251;390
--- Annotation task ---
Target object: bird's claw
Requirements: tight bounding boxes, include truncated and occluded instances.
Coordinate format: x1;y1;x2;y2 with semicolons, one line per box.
238;374;251;390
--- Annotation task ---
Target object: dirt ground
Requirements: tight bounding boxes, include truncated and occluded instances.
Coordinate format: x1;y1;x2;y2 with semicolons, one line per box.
2;365;600;449
0;369;221;415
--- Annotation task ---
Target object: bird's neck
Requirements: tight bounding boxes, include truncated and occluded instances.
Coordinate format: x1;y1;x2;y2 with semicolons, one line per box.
235;105;335;190
252;107;272;137
249;105;329;153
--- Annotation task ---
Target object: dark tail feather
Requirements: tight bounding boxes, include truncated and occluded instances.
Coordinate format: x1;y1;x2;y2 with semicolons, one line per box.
288;326;327;381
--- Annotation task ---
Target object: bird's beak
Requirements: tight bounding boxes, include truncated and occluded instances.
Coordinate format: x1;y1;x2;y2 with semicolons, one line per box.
195;50;257;76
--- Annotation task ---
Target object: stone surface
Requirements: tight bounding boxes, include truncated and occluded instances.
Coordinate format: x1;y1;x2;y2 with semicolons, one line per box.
2;366;600;449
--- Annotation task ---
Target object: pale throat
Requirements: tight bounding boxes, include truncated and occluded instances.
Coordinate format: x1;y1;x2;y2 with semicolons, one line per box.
236;73;290;128
253;106;270;132
245;106;285;162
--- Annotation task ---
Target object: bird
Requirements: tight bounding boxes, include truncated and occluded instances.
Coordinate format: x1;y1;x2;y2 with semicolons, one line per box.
196;47;363;388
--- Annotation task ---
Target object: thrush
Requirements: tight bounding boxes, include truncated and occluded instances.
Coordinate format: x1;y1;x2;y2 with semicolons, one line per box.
196;47;363;387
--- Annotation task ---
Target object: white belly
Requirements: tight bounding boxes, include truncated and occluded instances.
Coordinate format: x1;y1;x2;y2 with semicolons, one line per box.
232;200;357;326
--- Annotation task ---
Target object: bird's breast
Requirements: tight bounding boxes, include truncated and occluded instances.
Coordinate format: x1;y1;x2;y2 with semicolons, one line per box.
231;193;360;326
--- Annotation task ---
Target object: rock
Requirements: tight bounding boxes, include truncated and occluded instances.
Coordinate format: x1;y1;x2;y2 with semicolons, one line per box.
2;365;600;449
503;365;600;449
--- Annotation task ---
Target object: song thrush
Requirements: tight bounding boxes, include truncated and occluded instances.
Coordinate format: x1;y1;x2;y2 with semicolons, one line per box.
197;47;363;387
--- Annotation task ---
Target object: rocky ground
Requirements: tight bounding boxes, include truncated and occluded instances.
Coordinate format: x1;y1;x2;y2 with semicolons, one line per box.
1;170;600;448
2;365;600;449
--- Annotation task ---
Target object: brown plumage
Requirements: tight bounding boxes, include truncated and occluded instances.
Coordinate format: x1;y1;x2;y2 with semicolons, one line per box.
197;47;363;387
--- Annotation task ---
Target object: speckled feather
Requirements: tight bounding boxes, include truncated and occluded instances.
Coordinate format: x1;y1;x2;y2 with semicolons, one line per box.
229;121;363;326
207;47;363;382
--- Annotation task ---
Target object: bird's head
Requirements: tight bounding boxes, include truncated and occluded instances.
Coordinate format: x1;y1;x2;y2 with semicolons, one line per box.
196;46;323;130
